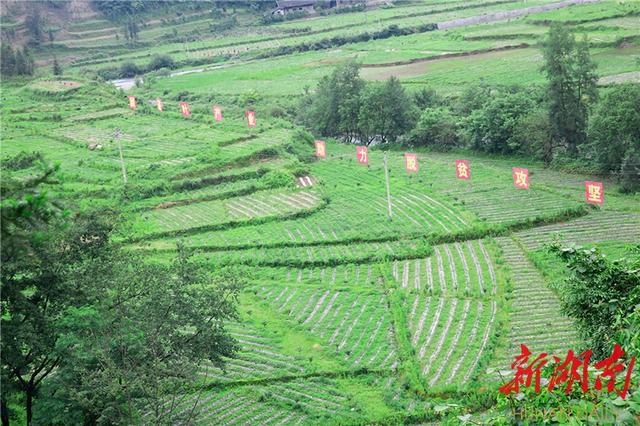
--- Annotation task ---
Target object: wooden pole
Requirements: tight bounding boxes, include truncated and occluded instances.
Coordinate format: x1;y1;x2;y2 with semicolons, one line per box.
383;152;393;220
115;128;128;185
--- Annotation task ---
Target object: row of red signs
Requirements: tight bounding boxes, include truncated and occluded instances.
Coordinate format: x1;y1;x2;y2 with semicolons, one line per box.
127;96;256;127
315;141;605;205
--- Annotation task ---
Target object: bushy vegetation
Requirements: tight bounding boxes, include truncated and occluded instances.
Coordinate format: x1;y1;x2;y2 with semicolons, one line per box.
0;45;35;77
299;24;639;191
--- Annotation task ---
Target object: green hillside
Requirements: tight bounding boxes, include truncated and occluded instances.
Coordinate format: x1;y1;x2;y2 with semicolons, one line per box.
1;0;639;424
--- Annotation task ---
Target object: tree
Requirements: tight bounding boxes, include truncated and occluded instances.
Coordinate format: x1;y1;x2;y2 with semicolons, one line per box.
413;87;441;109
466;90;534;154
304;62;364;142
148;54;175;71
587;84;640;192
52;56;62;76
1;45;15;76
1;159;240;425
25;7;44;45
119;61;140;78
33;244;241;425
511;109;556;164
48;28;54;42
549;243;640;360
408;107;458;150
358;77;413;145
541;24;598;155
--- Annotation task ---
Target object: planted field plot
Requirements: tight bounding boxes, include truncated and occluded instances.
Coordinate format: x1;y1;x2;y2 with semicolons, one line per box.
443;186;580;224
256;263;379;287
199;321;308;384
139;189;321;235
390;240;497;297
406;294;497;387
491;237;580;374
516;211;640;250
151;377;353;425
259;287;398;370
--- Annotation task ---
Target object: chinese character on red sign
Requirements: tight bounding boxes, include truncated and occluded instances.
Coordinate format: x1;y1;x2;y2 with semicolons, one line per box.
456;159;470;180
180;102;190;118
156;98;163;112
405;153;418;173
585;181;604;205
356;146;368;165
213;105;223;122
246;110;256;127
315;140;326;158
500;344;636;399
512;167;529;189
128;96;136;110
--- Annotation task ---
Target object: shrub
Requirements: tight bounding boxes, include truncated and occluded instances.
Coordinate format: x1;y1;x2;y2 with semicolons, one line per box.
119;61;140;78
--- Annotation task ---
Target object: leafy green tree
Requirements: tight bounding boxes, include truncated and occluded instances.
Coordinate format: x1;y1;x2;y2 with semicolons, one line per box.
119;61;140;78
148;54;175;71
358;77;414;145
541;24;598;155
467;90;534;154
587;84;640;192
413;87;442;110
304;62;364;142
549;243;640;359
511;109;556;164
408;107;458;150
34;244;241;425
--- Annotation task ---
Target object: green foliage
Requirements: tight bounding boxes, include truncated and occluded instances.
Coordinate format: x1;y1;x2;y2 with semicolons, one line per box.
587;84;640;193
548;243;640;359
0;45;35;77
257;170;293;190
148;54;175;71
359;77;414;145
467;89;535;155
408;107;458;150
541;24;598;155
119;61;141;78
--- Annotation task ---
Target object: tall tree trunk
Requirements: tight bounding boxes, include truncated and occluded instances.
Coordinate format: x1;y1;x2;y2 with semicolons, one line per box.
25;390;32;426
1;396;10;426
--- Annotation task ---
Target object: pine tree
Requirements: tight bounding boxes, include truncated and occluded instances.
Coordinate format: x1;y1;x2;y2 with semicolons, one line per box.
14;49;27;75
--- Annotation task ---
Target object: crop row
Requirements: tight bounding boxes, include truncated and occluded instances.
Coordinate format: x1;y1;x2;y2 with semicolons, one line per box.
140;189;321;234
407;294;497;387
491;237;580;375
199;321;308;384
515;211;640;250
390;240;497;297
260;287;398;370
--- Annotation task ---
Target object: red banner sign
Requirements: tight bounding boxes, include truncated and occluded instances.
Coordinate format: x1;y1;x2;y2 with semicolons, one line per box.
180;102;191;118
456;159;470;180
404;153;418;173
213;105;223;122
356;146;368;165
585;181;604;205
127;96;136;110
156;98;163;112
246;110;256;127
315;140;326;158
512;167;529;189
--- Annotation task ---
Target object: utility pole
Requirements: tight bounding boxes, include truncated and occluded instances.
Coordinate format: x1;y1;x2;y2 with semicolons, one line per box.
383;152;393;219
114;128;128;185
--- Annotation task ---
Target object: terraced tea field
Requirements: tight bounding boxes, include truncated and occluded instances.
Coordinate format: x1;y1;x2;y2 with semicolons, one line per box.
3;0;639;423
